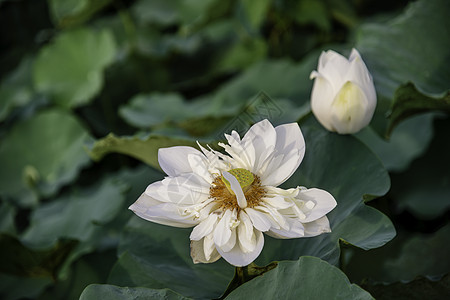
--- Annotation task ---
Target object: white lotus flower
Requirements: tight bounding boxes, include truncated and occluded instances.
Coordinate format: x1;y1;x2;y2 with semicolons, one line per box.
310;48;377;134
129;119;337;267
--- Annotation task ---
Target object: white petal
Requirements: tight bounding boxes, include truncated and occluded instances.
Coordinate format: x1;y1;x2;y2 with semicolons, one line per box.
158;146;204;177
299;188;337;222
224;132;252;169
346;50;376;115
190;213;219;241
256;205;288;230
220;227;237;252
330;81;369;134
303;216;331;237
145;174;209;205
217;230;264;267
310;74;336;132
266;218;305;239
244;207;272;232
190;236;221;264
240;119;277;173
260;122;305;186
263;195;293;209
197;142;229;171
238;211;257;253
188;153;213;183
222;171;247;208
219;142;248;169
129;193;198;228
318;50;350;90
213;210;233;247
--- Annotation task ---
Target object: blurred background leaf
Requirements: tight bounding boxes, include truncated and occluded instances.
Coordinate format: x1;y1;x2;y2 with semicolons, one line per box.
33;28;117;108
0;109;93;206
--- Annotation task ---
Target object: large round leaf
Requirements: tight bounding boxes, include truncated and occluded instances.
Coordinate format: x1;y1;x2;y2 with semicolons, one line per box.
0;56;34;122
356;113;436;172
226;256;373;299
33;28;117;108
21;177;128;248
0;109;93;206
87;133;198;170
357;0;450;99
356;0;450;137
80;284;189;300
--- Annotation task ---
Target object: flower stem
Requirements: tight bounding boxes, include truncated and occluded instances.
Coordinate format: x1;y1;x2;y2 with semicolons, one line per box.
216;262;278;299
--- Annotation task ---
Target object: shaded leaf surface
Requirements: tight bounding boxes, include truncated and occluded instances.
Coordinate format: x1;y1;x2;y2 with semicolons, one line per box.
87;133;198;170
226;256;373;300
108;218;234;300
22;177;128;248
361;274;450;300
357;0;450;100
356;113;436;172
80;284;190;300
48;0;112;28
0;234;78;278
0;56;34;122
387;83;450;136
346;223;450;284
33;28;117;108
390;115;450;219
0;109;93;206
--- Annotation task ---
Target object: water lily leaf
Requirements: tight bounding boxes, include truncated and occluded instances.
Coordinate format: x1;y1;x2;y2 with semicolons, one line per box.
36;250;118;300
48;0;112;28
390;116;450;219
0;56;33;122
387;83;450;136
33;28;117;108
207;57;317;114
355;113;436;172
80;284;190;300
132;0;219;27
356;0;450;135
382;224;450;282
87;133;198;170
0;234;78;278
346;223;450;284
0;109;93;206
357;0;450;100
257;115;394;265
238;0;271;32
108;218;234;299
0;273;52;300
361;274;450;299
119;93;197;129
0;202;16;234
21;177;128;248
0;235;77;300
226;256;372;299
294;0;331;31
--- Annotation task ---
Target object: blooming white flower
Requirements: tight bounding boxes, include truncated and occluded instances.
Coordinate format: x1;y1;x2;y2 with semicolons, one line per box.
310;48;377;134
129;119;337;267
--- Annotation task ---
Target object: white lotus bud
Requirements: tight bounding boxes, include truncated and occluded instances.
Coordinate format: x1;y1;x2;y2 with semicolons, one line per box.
309;49;377;134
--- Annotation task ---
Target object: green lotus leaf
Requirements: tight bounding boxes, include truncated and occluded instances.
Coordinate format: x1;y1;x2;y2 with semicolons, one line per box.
226;256;372;299
33;28;116;108
0;109;93;206
80;284;189;300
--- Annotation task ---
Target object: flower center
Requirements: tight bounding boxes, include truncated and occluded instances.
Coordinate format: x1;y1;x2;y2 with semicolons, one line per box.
210;169;265;211
221;168;254;194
